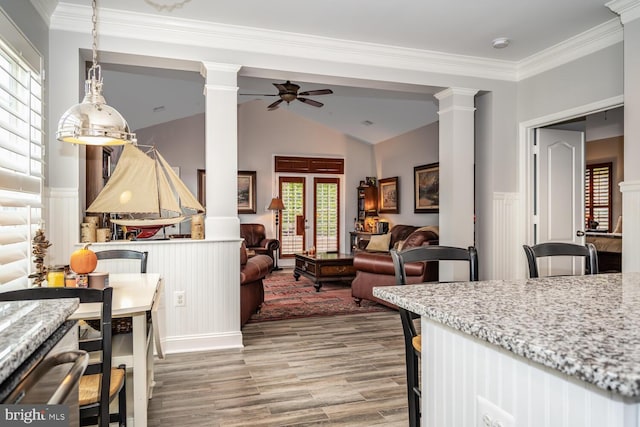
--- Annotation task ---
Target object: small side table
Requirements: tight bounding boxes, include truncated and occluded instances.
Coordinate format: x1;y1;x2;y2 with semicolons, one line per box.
349;231;384;253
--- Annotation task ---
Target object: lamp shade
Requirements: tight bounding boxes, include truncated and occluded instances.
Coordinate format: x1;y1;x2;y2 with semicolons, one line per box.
57;78;135;146
268;197;285;211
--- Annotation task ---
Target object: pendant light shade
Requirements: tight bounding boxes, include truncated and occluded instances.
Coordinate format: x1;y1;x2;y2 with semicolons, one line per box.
56;0;135;146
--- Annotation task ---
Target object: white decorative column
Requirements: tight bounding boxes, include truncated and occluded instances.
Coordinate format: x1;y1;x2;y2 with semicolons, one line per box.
201;62;242;239
199;62;244;346
606;0;640;273
434;88;478;281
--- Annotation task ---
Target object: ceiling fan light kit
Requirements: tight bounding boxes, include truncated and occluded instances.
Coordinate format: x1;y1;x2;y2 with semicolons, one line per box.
241;80;333;110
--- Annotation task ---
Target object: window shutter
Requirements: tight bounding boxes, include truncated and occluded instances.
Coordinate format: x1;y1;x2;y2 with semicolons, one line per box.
584;163;612;232
0;28;43;290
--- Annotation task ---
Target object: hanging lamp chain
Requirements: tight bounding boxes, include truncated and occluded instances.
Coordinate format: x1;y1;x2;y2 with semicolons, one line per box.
86;0;103;101
91;0;98;69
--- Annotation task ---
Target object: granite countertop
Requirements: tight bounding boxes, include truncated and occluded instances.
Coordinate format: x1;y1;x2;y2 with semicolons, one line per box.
373;272;640;398
0;298;79;385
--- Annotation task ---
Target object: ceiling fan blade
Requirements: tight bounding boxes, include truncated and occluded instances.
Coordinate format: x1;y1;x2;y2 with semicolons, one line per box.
273;83;288;93
297;97;323;108
298;89;333;96
267;99;283;110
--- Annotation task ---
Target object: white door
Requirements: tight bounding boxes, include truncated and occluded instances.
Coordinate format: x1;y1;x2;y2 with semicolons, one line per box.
535;128;585;276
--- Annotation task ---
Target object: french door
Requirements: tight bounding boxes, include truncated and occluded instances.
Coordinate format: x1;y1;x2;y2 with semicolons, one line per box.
279;176;341;256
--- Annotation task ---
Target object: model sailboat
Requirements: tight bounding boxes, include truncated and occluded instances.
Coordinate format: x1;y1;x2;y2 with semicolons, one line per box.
86;144;205;238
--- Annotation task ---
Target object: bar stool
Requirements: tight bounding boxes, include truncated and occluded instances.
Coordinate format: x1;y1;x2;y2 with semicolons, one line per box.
523;242;598;278
391;245;479;427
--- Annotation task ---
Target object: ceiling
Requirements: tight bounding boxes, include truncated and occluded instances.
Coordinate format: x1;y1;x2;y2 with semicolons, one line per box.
35;0;620;143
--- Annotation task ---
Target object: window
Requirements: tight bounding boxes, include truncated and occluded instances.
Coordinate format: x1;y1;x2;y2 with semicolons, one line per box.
314;178;339;253
585;163;612;232
279;177;305;256
0;23;43;290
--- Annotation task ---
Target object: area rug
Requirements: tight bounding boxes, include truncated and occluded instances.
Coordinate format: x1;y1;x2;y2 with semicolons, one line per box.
248;269;393;323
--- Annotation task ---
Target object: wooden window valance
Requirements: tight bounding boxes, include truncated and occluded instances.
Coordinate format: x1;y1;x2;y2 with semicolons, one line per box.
275;156;344;174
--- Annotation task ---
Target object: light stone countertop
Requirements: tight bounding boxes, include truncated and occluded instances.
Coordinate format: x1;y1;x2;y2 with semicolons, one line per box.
373;272;640;398
0;298;79;385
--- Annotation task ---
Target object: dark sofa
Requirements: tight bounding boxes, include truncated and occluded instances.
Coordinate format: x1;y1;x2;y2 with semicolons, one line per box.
240;223;280;264
240;241;273;327
351;225;439;308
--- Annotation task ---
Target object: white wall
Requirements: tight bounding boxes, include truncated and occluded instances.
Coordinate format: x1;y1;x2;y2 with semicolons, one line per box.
373;122;439;228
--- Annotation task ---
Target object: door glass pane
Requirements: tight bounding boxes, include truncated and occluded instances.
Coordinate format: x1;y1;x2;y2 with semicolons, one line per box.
315;179;339;253
280;178;304;255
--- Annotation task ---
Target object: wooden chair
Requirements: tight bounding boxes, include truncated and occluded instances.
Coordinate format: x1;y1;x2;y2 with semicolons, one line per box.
390;245;479;427
523;242;598;278
0;287;127;427
95;250;148;273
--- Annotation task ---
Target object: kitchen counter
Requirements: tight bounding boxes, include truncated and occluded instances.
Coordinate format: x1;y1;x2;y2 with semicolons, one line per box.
374;272;640;426
374;272;640;397
0;298;79;385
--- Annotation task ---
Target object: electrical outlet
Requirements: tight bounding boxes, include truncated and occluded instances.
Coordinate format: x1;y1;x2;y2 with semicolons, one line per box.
477;396;515;427
174;291;186;307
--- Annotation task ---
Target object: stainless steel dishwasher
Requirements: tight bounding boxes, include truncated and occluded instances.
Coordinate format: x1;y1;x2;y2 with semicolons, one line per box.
1;321;88;427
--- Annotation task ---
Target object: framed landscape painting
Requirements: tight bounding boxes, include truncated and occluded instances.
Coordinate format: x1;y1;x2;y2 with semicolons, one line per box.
238;170;257;214
414;163;439;213
379;176;399;214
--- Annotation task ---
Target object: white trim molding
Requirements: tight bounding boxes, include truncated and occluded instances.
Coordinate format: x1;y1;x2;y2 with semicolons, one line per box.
607;0;640;24
49;2;624;82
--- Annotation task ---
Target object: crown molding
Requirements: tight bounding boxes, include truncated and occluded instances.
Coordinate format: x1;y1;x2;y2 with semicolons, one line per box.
50;2;623;84
517;18;623;80
50;3;518;82
28;0;58;27
607;0;640;24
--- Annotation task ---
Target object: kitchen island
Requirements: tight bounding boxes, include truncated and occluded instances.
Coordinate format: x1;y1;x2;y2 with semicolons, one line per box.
374;272;640;427
0;298;79;402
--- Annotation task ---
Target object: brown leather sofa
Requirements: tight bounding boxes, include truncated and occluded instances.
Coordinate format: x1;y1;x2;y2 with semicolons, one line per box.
351;225;439;308
240;223;280;264
240;241;273;327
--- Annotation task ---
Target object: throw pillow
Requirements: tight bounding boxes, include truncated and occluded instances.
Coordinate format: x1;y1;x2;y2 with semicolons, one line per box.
415;225;439;236
366;233;392;252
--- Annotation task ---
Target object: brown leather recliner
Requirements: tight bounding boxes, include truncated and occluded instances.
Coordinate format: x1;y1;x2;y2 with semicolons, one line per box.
240;241;273;327
351;225;439;308
240;223;280;263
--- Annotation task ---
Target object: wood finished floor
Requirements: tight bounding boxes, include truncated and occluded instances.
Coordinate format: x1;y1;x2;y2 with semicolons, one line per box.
148;311;412;426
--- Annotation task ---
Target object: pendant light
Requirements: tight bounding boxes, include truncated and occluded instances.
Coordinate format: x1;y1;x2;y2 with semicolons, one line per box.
56;0;135;146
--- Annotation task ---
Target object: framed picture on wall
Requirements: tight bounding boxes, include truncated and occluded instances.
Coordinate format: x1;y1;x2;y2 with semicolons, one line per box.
238;170;257;214
379;176;399;214
414;163;439;213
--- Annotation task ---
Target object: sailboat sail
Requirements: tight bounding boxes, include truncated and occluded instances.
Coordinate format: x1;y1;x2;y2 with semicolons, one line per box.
86;144;204;229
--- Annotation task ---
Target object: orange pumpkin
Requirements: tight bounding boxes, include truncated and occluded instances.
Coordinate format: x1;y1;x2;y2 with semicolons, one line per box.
70;244;98;274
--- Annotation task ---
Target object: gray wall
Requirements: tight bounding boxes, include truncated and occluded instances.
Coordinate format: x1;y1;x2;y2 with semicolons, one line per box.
373;122;439;228
518;43;624;123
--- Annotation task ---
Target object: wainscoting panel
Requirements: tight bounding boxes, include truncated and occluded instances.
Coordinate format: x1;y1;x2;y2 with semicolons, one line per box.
87;239;243;353
422;320;637;427
492;192;523;280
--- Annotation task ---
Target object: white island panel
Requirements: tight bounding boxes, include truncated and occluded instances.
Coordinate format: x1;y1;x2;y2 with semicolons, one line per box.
423;320;635;427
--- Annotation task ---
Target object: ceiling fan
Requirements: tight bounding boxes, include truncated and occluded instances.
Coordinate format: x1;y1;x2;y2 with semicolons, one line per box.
241;80;333;110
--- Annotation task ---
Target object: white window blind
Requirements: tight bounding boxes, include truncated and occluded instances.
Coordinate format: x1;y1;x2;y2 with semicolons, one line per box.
280;179;304;255
314;178;339;253
0;29;43;290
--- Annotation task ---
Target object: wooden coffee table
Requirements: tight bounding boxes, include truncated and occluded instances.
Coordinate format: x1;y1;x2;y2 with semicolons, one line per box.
293;252;356;291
